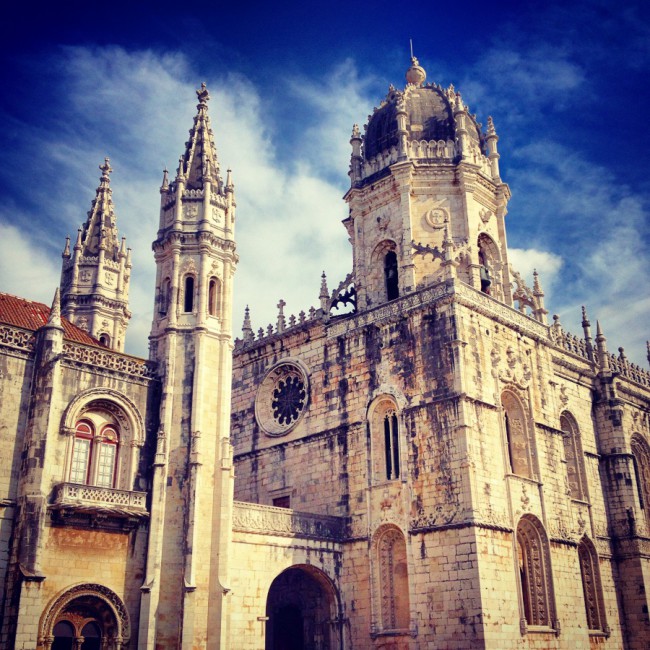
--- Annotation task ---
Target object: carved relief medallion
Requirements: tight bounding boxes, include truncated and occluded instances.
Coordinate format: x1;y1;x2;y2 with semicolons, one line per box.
183;202;199;220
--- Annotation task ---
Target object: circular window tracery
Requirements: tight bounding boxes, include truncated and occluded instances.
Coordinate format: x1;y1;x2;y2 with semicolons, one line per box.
256;362;309;436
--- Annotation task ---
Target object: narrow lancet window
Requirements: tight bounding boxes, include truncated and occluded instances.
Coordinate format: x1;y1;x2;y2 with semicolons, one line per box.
184;276;195;313
384;251;399;301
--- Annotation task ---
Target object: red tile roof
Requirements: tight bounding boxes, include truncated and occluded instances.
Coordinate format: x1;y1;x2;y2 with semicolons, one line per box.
0;292;101;346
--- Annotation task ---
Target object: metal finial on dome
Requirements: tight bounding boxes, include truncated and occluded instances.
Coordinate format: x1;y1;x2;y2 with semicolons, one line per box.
406;40;426;86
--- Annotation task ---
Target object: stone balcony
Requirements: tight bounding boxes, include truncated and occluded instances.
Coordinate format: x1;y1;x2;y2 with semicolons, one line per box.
232;501;347;542
49;482;149;530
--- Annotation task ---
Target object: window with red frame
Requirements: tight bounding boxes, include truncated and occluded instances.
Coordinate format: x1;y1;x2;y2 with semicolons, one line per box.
69;420;119;488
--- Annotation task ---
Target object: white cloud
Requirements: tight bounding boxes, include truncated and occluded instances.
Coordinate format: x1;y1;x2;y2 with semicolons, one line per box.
0;223;61;303
507;142;650;363
508;248;563;297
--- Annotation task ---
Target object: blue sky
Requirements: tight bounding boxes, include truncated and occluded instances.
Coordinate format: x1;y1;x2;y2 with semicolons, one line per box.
0;0;648;364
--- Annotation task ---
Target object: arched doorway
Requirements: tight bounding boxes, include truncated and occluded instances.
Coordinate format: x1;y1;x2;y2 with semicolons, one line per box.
265;565;341;650
39;584;130;650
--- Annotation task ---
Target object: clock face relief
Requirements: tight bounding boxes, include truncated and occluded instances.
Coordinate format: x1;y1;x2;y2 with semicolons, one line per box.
255;362;309;436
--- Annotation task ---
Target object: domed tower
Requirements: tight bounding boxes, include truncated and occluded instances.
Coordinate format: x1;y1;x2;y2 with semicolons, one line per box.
344;57;513;309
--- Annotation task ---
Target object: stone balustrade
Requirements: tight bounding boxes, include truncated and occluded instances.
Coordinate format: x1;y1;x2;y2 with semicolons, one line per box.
232;501;346;541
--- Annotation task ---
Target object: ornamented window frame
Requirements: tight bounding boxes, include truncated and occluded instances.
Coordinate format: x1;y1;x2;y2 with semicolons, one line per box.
516;514;558;634
371;525;412;636
560;411;588;501
61;388;145;492
368;396;403;484
577;536;608;635
255;360;310;436
631;433;650;532
502;389;534;479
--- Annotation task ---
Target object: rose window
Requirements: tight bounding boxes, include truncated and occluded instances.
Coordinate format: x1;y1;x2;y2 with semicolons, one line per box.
272;375;306;425
256;362;309;436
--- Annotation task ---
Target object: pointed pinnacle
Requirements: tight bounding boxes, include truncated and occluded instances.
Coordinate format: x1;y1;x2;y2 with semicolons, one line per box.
242;305;252;330
62;236;71;258
319;271;329;299
160;167;169;191
581;305;590;326
48;288;62;328
74;229;83;250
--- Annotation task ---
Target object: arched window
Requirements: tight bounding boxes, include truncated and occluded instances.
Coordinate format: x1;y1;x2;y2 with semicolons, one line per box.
183;276;195;313
516;515;556;630
384;250;399;301
631;434;650;528
69;421;93;484
369;398;401;482
477;233;501;299
375;526;410;632
69;417;119;488
52;620;74;650
160;277;171;315
560;412;587;501
578;536;607;633
502;391;533;478
80;621;102;650
383;410;400;480
208;276;221;316
98;333;110;347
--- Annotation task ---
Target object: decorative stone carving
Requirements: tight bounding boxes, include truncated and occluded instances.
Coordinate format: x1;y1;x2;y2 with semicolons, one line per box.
232;501;345;541
39;582;131;646
479;208;492;224
183;202;199;220
424;206;448;230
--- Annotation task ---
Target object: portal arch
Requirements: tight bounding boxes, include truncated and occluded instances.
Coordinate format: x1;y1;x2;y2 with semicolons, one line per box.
265;564;341;650
39;583;130;650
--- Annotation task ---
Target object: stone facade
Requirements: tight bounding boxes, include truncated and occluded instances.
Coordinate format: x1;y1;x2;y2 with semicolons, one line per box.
1;57;650;650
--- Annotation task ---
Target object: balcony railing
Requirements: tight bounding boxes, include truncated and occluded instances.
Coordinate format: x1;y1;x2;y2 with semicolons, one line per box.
51;482;148;516
233;501;346;541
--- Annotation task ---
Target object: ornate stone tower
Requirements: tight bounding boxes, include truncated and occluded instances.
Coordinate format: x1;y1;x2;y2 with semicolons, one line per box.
60;158;131;350
140;83;237;649
344;56;513;310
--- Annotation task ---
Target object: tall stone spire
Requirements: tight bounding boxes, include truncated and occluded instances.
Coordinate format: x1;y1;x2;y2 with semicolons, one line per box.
144;83;237;649
60;158;131;351
178;82;223;192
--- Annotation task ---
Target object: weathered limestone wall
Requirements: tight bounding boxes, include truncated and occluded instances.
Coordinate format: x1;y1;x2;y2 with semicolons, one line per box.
0;343;33;616
232;280;647;647
0;328;157;650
